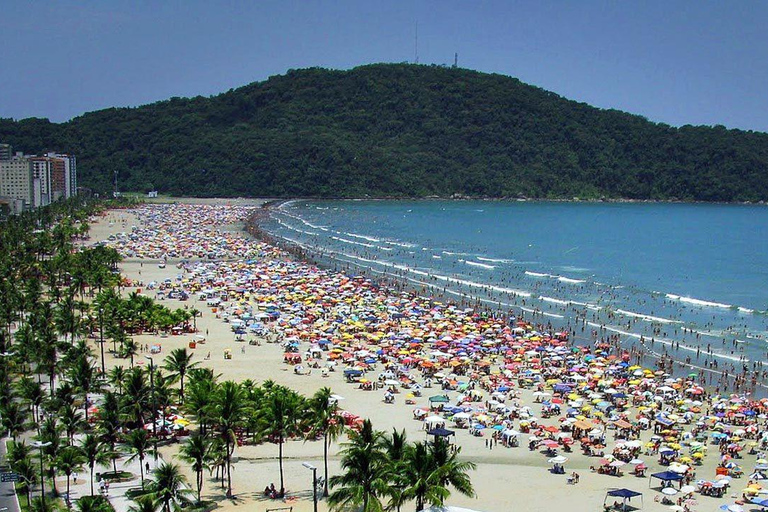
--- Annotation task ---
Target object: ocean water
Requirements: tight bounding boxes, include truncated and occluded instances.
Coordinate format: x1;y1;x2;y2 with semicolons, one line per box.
260;200;768;367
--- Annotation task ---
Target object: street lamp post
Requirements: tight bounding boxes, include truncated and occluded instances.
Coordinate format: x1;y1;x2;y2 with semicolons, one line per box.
32;441;52;507
302;462;318;512
144;355;158;464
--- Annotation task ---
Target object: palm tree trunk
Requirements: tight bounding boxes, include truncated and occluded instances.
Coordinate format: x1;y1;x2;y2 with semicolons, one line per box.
225;438;232;497
139;455;145;488
90;465;94;496
66;476;71;508
197;470;202;503
323;432;329;497
278;436;284;496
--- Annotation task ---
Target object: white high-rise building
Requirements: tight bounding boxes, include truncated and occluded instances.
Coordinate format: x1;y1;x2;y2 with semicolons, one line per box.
0;156;34;208
30;157;53;207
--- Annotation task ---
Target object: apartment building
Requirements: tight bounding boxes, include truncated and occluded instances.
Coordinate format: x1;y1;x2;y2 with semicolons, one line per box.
0;156;34;208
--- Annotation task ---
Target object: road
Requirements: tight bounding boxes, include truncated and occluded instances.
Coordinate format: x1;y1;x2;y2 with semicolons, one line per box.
0;439;20;512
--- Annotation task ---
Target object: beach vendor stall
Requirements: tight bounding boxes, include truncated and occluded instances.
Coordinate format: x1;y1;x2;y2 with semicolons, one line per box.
344;368;363;383
604;489;643;511
429;394;450;411
424;415;446;430
427;427;456;443
650;470;684;489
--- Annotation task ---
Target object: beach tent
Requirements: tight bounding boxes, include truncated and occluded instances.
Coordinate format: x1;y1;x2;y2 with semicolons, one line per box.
424;416;446;428
427;427;456;438
604;489;643;511
650;471;684;488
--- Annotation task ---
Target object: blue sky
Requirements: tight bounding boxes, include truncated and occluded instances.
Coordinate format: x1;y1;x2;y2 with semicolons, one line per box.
2;1;767;132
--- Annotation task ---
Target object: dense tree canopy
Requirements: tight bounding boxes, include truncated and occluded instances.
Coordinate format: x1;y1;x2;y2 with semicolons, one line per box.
2;63;767;201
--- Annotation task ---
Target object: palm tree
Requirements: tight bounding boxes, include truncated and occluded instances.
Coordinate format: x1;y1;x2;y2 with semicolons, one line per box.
17;377;45;425
204;437;226;490
54;296;80;345
121;338;139;367
97;392;122;475
163;348;197;403
257;385;304;497
53;382;77;412
148;462;191;512
121;367;149;428
428;438;476;507
122;429;155;489
68;354;102;423
188;308;200;332
60;404;86;446
211;381;246;498
8;442;36;505
31;313;61;396
107;366;126;395
399;442;444;512
305;387;345;497
39;415;64;497
177;433;211;503
29;496;59;512
328;420;390;512
0;401;28;440
80;434;111;496
152;371;174;429
126;496;157;512
184;370;217;436
400;439;475;511
382;429;409;512
57;446;86;508
7;440;33;466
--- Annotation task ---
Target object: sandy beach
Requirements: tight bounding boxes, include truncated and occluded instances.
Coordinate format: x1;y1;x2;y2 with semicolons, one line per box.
85;201;761;512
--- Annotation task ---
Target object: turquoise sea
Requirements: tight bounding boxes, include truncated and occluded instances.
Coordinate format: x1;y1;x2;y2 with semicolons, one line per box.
260;200;768;371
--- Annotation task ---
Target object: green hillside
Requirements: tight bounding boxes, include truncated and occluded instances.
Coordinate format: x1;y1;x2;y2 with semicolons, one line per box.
2;63;768;201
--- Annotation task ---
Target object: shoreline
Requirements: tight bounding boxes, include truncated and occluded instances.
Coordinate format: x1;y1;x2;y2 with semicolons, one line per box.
88;201;764;512
247;200;767;398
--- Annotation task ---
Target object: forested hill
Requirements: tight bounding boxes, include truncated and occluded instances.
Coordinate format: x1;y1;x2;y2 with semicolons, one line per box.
2;63;768;201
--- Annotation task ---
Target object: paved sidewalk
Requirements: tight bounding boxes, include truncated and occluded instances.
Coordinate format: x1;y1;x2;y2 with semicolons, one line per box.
65;454;171;512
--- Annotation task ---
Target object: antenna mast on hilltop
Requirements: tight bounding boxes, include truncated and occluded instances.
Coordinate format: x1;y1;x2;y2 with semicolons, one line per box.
414;21;419;64
454;53;458;68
